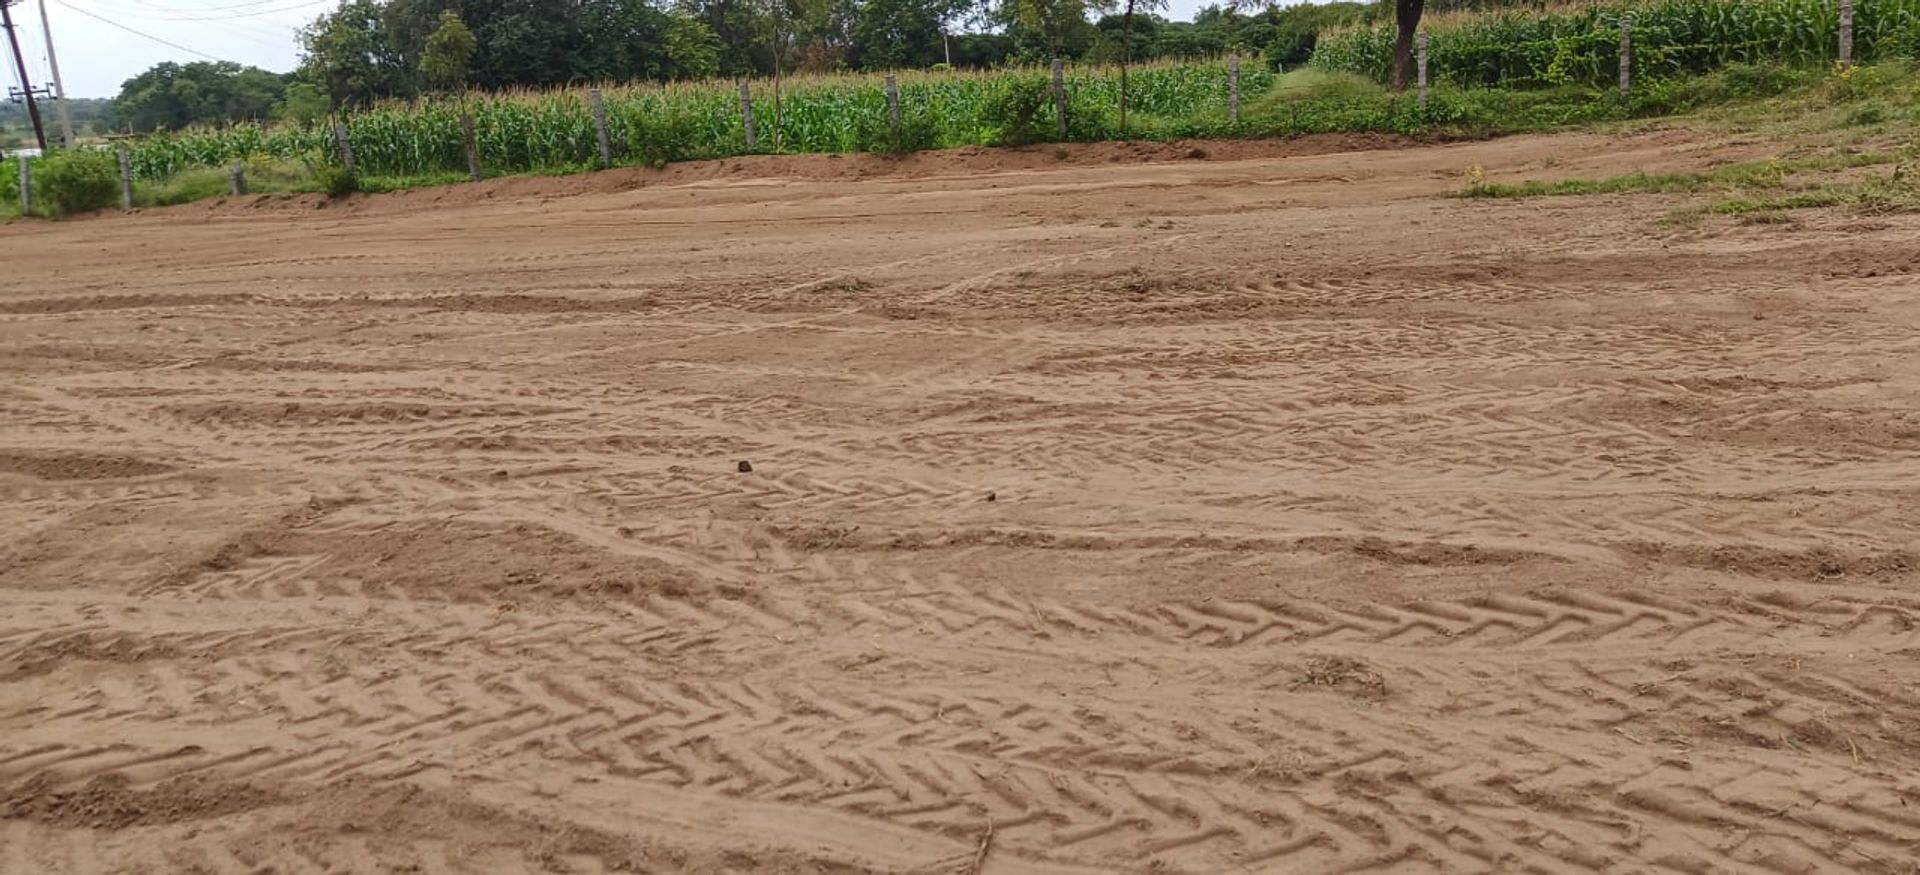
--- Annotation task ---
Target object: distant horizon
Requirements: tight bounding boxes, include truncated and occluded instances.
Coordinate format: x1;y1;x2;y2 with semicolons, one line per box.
7;0;1244;100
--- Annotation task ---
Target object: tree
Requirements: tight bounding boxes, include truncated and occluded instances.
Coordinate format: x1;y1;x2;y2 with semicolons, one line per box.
680;0;774;76
1114;0;1165;130
113;61;288;132
420;11;477;93
281;83;331;124
664;13;723;78
1009;0;1095;60
853;0;949;68
299;0;409;108
1386;0;1424;90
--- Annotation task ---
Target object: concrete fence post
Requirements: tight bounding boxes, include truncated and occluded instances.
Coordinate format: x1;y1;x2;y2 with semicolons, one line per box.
1840;0;1855;67
16;156;28;216
590;88;612;168
1229;55;1241;124
229;159;246;196
1051;59;1068;138
1417;32;1430;110
332;119;355;174
1619;15;1633;98
738;80;757;149
460;111;481;182
885;74;900;134
116;143;133;209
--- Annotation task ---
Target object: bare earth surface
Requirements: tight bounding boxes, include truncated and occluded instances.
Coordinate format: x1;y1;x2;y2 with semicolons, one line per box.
3;132;1919;874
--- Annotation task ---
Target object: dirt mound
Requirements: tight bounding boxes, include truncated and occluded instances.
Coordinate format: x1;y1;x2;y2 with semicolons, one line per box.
166;509;707;603
160;400;568;428
0;293;246;314
0;772;280;829
133;133;1417;222
294;292;659;314
1623;541;1916;582
0;631;184;681
0;450;175;481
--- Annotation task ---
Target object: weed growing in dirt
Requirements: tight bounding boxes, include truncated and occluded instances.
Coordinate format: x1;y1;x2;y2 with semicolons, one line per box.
1296;656;1387;698
1459;144;1920;220
313;165;360;199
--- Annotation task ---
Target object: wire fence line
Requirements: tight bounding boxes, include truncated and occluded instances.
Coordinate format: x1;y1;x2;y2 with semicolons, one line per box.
1315;0;1906;88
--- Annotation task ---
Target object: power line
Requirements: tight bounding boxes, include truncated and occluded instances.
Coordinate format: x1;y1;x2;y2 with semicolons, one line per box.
114;0;330;21
47;0;224;61
133;0;318;13
107;0;304;44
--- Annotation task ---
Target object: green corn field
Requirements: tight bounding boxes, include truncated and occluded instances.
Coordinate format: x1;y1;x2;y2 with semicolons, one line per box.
1313;0;1920;88
122;61;1272;182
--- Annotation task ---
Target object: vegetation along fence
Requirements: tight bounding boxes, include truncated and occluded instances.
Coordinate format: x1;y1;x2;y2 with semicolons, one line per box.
1314;0;1914;88
2;0;1903;217
115;62;1268;183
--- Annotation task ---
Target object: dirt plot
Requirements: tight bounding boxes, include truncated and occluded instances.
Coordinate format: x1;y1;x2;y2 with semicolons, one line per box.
2;131;1919;873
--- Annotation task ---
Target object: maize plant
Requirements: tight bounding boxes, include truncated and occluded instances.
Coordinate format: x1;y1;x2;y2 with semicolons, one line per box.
1313;0;1920;88
119;60;1258;182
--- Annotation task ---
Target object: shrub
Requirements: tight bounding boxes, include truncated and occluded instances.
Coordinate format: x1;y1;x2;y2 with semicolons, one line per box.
1848;104;1890;124
854;110;940;154
979;75;1053;146
37;149;120;216
1721;62;1799;97
313;165;359;198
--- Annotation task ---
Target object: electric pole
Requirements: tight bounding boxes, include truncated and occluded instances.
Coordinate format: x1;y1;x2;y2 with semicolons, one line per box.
1;0;48;152
36;0;71;147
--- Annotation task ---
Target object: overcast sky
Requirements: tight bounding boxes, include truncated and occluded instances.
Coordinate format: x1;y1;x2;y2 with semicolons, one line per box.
8;0;1225;99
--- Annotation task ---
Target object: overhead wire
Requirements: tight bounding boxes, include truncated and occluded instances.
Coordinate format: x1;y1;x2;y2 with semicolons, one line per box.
46;0;228;61
114;0;332;21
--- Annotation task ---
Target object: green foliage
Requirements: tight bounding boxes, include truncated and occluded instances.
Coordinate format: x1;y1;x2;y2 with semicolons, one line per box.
979;74;1054;145
421;13;479;94
1012;0;1101;58
665;13;724;80
854;0;953;69
1314;0;1920;88
113;61;289;133
281;84;331;126
120;61;1270;181
137;166;245;207
1721;61;1802;96
300;0;410;110
101;58;1904;213
0;158;29;217
1849;103;1891;124
37;149;121;216
314;164;360;198
1456;147;1920;219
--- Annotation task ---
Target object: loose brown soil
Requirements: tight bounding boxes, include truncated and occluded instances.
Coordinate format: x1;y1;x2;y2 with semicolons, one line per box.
4;132;1919;873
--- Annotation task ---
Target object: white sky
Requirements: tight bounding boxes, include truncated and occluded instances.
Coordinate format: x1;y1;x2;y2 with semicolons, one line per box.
9;0;1222;99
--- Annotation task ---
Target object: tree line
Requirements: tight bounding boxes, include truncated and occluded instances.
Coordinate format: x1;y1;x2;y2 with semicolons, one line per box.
100;0;1388;133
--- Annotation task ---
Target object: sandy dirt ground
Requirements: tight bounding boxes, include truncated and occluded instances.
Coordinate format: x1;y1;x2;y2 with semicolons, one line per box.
2;131;1919;874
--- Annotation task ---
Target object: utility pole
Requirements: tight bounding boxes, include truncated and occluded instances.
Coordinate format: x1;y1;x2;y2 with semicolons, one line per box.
1;0;48;152
36;0;71;146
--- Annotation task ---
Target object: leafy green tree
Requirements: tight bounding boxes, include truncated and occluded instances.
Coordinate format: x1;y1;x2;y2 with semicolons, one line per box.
1114;0;1164;129
665;13;724;78
574;0;673;82
299;0;409;108
680;0;773;75
853;0;947;68
1005;0;1099;61
281;83;331;124
421;11;478;92
113;61;288;132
